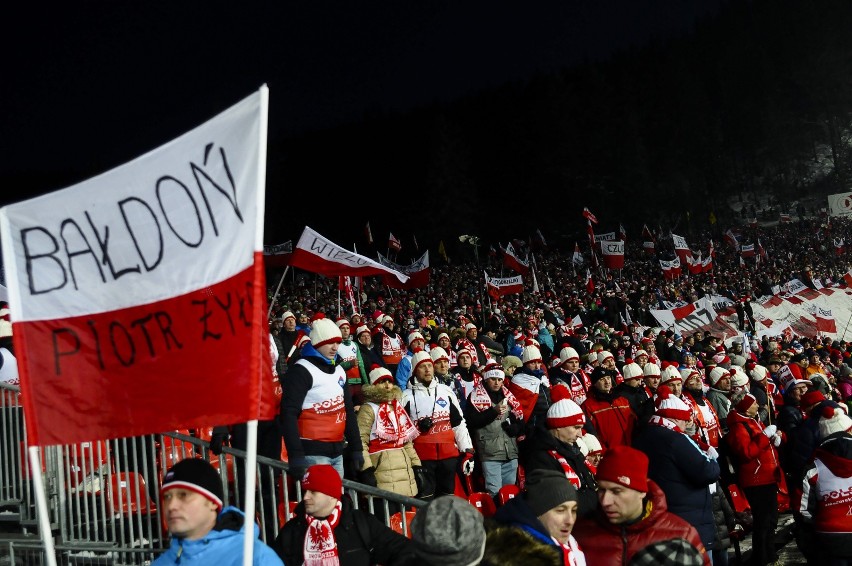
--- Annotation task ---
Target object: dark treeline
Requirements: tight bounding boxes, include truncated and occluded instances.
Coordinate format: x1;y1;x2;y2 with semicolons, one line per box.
267;0;852;257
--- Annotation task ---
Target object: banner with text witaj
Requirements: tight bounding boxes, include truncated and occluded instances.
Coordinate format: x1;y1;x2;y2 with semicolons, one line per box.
0;88;273;446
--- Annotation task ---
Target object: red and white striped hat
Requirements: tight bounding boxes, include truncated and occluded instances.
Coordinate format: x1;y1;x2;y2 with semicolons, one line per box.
546;384;586;429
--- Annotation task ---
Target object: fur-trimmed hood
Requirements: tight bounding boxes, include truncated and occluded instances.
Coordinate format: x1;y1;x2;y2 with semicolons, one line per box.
361;383;403;404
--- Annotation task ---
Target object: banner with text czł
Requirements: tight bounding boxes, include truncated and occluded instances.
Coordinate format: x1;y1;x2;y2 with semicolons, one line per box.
0;87;273;446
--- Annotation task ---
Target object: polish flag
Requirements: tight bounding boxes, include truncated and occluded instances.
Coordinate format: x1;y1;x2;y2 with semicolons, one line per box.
586;269;594;294
290;227;409;282
672;233;691;263
377;251;430;289
572;242;584;266
0;88;276;446
583;207;599;225
485;272;524;298
388;232;402;252
601;240;625;269
502;242;530;276
815;308;837;333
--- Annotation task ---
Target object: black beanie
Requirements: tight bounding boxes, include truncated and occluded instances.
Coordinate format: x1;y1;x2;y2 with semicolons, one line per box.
590;366;616;384
523;469;577;517
162;458;224;511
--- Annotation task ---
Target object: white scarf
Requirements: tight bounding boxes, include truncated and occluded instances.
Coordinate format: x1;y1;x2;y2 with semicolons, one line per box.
304;501;342;566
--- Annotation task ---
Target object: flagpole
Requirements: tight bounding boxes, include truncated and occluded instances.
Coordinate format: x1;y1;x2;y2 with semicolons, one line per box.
267;266;290;318
242;420;259;566
338;288;342;317
29;447;57;566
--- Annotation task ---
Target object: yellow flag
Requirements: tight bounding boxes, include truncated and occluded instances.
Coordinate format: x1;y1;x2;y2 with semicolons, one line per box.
438;240;449;262
709;211;717;225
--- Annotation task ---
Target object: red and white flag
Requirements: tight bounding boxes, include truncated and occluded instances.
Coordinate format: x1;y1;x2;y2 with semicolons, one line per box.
585;269;594;294
701;255;713;273
618;224;627;242
502;242;530;276
572;242;583;266
339;276;357;312
263;240;292;268
816;308;837;333
0;88;275;446
740;244;755;257
388;232;402;252
485;272;524;298
685;254;702;275
583;207;598;224
377;251;430;290
672;233;691;263
757;239;768;262
365;222;373;244
600;240;625;269
780;213;792;223
724;229;739;249
290;227;408;282
660;257;681;280
834;237;845;256
586;219;596;249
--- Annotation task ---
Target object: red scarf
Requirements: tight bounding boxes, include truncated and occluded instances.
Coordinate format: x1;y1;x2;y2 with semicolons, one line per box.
648;415;683;432
468;383;523;420
375;399;419;445
548;450;582;488
304;501;343;566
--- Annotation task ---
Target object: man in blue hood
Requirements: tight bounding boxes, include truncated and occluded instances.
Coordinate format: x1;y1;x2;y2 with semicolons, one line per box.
154;458;282;565
280;318;364;478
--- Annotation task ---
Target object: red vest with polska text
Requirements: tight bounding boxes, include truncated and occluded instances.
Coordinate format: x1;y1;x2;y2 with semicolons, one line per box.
295;359;347;443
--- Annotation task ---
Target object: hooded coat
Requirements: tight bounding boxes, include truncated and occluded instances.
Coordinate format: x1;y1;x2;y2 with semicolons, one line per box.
801;432;852;559
358;383;422;497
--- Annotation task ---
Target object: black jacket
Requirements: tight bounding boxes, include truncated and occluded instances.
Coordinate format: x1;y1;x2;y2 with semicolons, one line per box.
274;498;412;566
519;424;598;517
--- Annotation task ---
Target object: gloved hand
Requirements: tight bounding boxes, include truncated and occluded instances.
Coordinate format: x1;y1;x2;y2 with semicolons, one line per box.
209;432;229;456
350;451;365;472
460;451;475;476
706;446;719;460
773;434;782;447
762;425;777;438
288;457;308;480
412;466;435;499
358;467;378;488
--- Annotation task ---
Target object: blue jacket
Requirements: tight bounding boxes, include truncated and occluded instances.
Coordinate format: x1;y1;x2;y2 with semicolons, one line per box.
153;507;282;565
395;350;415;389
633;422;720;550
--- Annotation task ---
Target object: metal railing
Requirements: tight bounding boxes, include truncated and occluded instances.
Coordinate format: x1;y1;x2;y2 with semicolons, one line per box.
0;383;425;563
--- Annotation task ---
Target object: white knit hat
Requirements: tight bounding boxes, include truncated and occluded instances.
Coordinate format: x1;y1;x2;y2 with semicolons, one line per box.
522;345;543;364
411;350;433;374
559;347;579;364
709;366;731;386
483;367;505;381
281;310;296;322
730;366;749;389
368;366;394;385
819;405;852;437
643;363;661;377
680;368;701;383
407;331;425;346
622;362;643;381
436;332;450;342
309;318;342;348
660;365;683;384
655;385;692;421
577;433;602;456
749;364;769;382
546;384;585;429
335;318;350;329
355;324;370;337
429;347;449;363
465;323;477;332
633;349;648;359
598;350;614;364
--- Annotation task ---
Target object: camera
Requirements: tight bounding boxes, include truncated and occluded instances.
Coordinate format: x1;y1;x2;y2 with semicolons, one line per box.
417;417;434;433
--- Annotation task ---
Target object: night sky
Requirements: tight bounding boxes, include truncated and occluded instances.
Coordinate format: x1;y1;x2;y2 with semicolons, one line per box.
2;1;721;233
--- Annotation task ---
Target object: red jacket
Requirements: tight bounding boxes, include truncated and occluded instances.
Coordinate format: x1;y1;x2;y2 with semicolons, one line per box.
581;389;635;449
573;480;709;565
725;410;782;488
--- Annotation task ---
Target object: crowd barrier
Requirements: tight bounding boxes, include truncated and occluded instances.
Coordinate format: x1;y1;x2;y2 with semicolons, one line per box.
0;383;425;564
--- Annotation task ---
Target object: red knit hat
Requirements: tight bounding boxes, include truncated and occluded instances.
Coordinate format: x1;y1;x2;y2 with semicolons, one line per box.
596;445;649;492
735;393;757;414
801;390;826;408
546;385;586;429
302;464;342;499
654;385;692;421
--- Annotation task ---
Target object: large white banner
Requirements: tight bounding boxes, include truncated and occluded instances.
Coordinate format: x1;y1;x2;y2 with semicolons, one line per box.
827;192;852;217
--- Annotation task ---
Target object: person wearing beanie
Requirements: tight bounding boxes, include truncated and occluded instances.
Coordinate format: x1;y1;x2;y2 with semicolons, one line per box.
355;323;385;386
580;366;635;450
549;346;592;405
355;365;425;497
659;363;683;396
613;362;655;426
374;314;405;376
493;469;586;565
154;459;283;565
429;346;457;393
747;364;778;426
633;386;720;555
800;405;852;563
627;538;704;566
463;366;525;496
573;445;708;565
394;331;428;389
402;350;474;499
335;318;368;405
777;376;812;441
409;495;487;566
506;345;552;429
501;355;523;377
729;366;750;396
519;384;598;517
433;332;458;369
280;318;363;480
641;363;662;398
452;349;482;410
680;368;722;450
276;310;299;376
274;464;413;566
456;322;494;370
705;367;732;433
725;389;784;566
